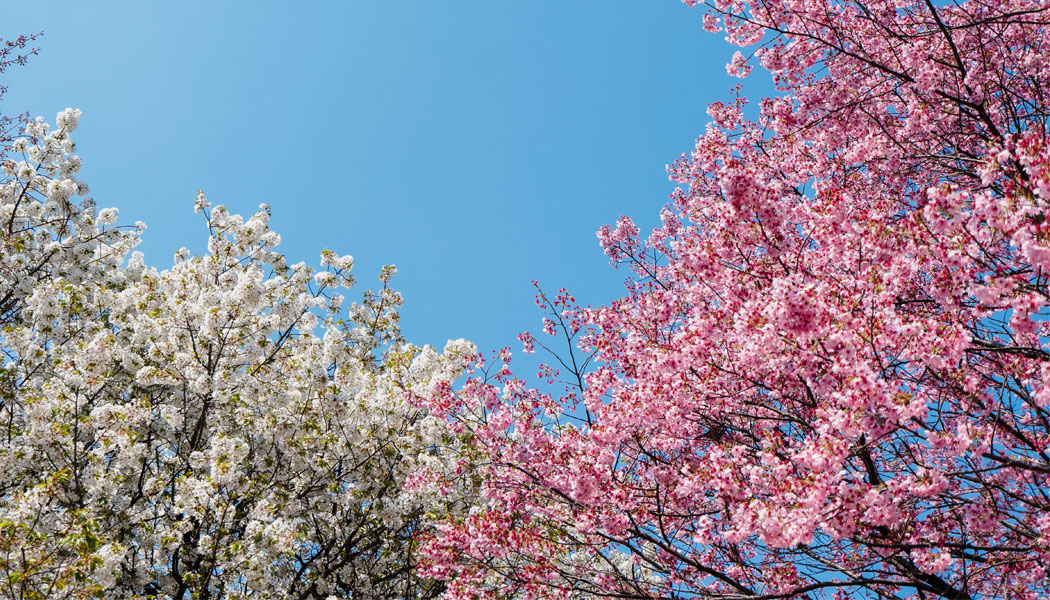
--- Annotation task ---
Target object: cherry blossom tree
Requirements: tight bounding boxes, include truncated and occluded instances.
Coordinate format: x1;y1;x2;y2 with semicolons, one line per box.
0;104;479;599
418;1;1050;599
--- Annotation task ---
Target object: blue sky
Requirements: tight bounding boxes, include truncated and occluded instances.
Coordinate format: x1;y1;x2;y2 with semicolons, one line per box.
2;2;767;357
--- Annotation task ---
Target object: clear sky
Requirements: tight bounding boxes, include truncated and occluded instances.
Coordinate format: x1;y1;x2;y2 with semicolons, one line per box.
1;2;769;357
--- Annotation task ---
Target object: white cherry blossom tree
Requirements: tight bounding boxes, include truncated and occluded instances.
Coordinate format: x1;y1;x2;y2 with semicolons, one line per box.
0;107;478;600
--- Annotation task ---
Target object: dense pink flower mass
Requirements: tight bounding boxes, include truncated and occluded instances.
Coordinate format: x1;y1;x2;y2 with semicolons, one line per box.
418;0;1050;598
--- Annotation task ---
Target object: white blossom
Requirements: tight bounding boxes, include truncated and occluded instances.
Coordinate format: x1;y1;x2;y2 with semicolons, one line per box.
0;111;480;599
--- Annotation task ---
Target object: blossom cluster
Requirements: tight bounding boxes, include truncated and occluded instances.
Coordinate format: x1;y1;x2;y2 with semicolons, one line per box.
0;110;480;599
416;1;1050;599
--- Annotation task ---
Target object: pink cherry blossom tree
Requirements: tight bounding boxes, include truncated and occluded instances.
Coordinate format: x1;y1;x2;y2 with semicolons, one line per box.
418;1;1050;599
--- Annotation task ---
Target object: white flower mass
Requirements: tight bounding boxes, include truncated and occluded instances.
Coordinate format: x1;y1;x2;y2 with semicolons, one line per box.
0;112;480;599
